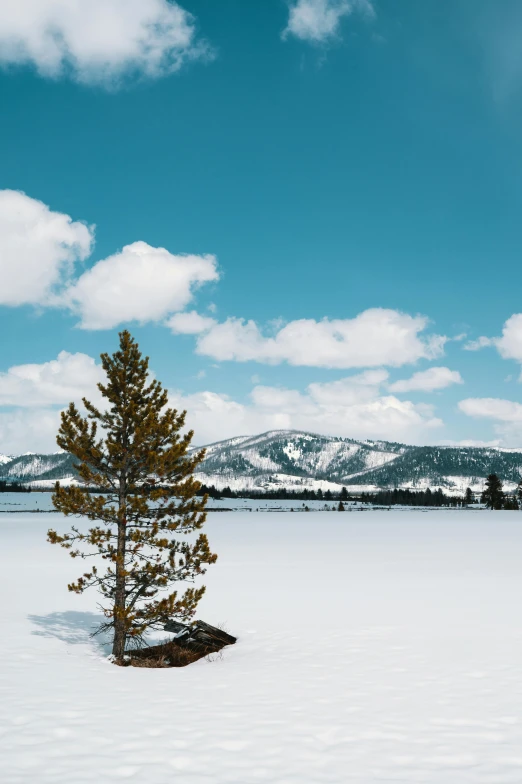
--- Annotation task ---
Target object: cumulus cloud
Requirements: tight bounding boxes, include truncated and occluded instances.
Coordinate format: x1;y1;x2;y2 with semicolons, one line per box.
0;351;107;453
307;369;389;405
0;355;443;452
167;310;217;335
170;371;443;445
283;0;374;43
464;314;522;361
389;367;463;393
495;314;522;363
0;0;211;87
0;190;219;328
0;190;93;306
464;314;522;377
0;408;63;455
192;308;446;369
0;351;104;407
458;397;522;423
64;242;219;330
458;396;522;445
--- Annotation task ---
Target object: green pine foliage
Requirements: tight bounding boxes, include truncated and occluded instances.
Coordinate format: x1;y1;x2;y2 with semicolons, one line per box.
362;487;460;507
47;331;217;660
481;473;505;510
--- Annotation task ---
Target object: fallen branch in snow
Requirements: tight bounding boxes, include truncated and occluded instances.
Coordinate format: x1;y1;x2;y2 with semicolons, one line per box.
164;619;237;653
115;620;237;668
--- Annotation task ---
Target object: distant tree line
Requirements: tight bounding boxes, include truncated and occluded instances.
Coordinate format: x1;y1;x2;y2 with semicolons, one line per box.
361;487;462;507
198;484;464;506
0;480;30;493
196;484;344;501
199;476;522;509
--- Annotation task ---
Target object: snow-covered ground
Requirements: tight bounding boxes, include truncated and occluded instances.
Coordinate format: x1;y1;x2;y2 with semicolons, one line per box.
2;510;522;783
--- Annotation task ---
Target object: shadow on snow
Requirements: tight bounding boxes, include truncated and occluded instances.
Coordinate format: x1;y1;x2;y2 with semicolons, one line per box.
28;611;112;654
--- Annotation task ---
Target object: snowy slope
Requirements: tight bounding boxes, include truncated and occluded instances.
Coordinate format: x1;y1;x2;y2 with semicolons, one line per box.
0;453;75;482
194;471;347;494
196;430;405;484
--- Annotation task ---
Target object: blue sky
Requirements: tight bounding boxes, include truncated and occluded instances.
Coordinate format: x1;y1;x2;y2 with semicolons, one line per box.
1;0;522;452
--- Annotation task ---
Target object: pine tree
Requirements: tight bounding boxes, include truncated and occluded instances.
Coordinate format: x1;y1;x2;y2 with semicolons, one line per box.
338;500;345;511
47;331;217;660
482;473;505;510
503;495;519;510
464;487;473;506
340;487;348;501
517;478;522;509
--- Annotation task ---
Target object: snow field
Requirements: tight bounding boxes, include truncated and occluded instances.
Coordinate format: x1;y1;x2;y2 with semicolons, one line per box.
2;510;522;783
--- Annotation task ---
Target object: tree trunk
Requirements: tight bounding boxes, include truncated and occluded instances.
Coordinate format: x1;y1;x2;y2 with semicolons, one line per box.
112;482;127;658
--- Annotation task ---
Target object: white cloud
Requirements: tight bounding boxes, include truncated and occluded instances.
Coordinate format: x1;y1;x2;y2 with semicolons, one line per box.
464;336;495;351
193;308;446;369
0;358;442;452
459;397;522;423
464;314;522;378
65;242;219;330
464;314;522;362
0;191;219;328
0;0;211;87
495;314;522;363
167;310;217;335
0;351;107;453
283;0;374;44
0;408;63;455
389;367;463;393
0;351;104;407
458;396;522;445
442;439;503;448
171;371;442;445
307;369;389;405
0;190;93;306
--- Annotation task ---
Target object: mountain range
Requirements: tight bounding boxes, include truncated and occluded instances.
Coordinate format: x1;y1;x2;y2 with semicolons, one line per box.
2;430;522;494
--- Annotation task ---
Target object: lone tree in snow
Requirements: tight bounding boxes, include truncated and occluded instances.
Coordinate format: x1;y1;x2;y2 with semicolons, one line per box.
481;473;505;510
464;487;474;506
48;331;217;660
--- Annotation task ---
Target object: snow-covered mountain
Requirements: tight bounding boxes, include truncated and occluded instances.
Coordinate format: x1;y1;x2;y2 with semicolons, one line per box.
2;430;522;493
0;453;76;484
192;431;522;494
